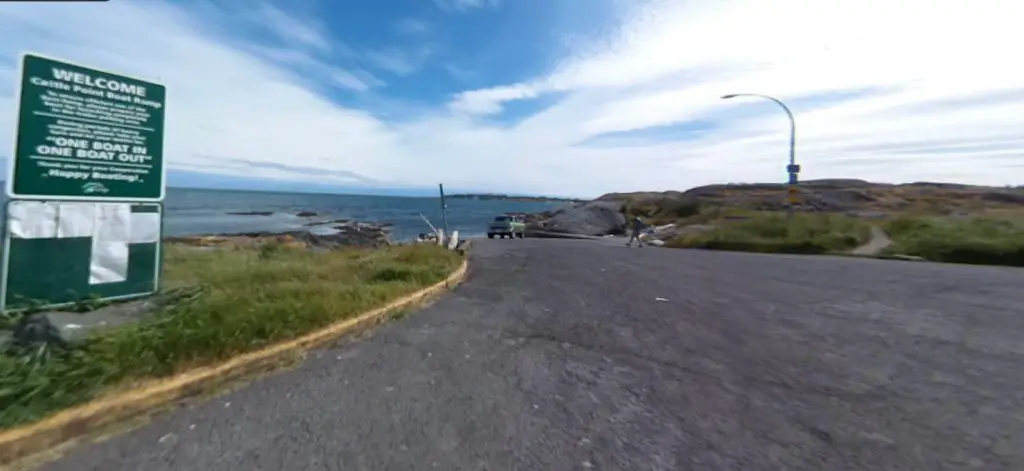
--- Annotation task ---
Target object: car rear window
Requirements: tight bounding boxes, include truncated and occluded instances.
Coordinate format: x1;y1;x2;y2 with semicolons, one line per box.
494;216;510;222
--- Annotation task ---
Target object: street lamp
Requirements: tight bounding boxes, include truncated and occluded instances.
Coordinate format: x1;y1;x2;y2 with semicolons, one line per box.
721;93;799;218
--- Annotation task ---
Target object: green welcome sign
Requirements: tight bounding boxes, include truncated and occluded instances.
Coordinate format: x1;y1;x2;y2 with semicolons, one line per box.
7;53;166;201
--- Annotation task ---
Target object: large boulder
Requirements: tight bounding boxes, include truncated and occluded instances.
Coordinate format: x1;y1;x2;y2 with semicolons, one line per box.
4;287;207;350
544;201;627;236
10;313;72;348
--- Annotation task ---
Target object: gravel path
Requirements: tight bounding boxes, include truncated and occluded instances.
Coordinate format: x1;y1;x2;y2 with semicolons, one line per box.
851;226;894;255
37;239;1024;471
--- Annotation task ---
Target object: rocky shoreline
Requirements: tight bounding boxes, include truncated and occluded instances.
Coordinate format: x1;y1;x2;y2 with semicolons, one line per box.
166;217;394;249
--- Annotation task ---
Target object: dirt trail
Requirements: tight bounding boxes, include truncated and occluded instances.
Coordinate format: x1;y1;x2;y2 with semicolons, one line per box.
851;225;893;255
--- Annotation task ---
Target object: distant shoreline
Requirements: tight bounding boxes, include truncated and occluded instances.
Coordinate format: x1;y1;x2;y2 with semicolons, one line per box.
447;193;585;203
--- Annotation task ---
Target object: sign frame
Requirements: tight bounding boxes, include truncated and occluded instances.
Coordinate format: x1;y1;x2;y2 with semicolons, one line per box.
6;52;168;203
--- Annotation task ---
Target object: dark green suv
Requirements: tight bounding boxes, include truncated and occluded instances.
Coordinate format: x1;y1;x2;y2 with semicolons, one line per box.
487;215;526;239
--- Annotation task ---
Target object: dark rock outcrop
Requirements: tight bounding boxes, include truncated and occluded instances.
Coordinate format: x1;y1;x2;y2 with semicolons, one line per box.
303;218;351;226
594;180;1024;214
980;191;1024;204
226;211;274;216
166;221;393;249
10;314;68;349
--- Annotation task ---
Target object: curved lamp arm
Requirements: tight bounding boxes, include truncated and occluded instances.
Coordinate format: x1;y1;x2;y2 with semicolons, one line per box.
721;94;796;168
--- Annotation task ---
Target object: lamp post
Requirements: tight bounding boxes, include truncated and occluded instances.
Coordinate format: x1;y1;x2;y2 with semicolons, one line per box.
721;93;799;218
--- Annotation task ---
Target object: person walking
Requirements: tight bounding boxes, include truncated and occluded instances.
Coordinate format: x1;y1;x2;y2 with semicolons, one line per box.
626;215;647;247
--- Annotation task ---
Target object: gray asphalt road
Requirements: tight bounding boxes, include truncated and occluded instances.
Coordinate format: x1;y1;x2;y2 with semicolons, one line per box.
39;239;1024;470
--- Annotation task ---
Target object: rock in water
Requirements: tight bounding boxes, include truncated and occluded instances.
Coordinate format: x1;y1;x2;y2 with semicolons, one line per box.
545;201;627;236
226;211;274;216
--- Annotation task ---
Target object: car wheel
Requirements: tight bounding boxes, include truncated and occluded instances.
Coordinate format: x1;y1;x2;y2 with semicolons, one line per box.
487;233;495;239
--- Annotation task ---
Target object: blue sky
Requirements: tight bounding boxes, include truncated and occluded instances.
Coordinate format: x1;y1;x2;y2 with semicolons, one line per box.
0;0;1022;198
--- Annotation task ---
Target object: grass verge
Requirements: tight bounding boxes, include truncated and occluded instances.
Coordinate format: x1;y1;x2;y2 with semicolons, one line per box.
666;213;872;254
0;243;462;430
881;215;1024;266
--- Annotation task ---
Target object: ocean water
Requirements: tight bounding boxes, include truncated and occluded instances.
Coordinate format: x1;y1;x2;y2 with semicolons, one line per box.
164;188;565;241
0;187;566;242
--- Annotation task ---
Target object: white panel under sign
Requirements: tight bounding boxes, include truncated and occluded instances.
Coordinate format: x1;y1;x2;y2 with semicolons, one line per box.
94;203;131;243
57;202;97;238
129;212;161;244
9;201;58;238
90;240;129;285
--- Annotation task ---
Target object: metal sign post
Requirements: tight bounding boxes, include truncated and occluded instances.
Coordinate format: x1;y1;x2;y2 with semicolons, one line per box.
438;183;449;247
787;164;800;219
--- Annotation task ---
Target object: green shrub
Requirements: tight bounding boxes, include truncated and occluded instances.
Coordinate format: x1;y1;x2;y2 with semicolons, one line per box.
882;216;1024;266
657;198;701;219
667;213;871;254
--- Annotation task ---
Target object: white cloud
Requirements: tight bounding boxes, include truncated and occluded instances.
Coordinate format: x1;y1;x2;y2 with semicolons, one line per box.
0;1;411;189
1;0;1022;198
445;0;1024;194
449;84;541;114
244;2;333;52
364;48;433;76
245;45;383;91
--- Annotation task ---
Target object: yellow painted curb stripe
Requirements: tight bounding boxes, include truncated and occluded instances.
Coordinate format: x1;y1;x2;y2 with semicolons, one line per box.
0;258;469;467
